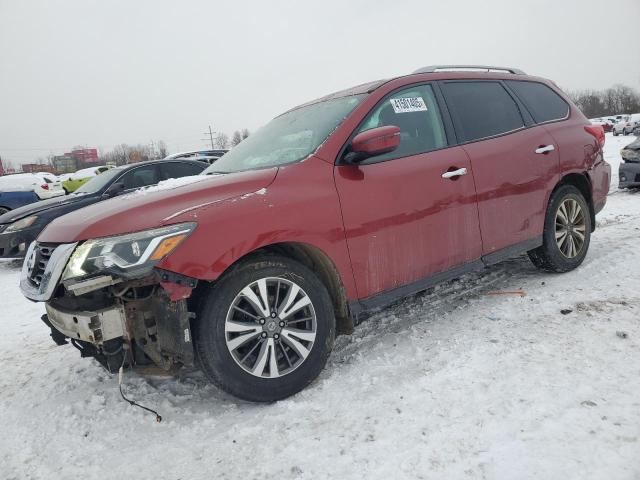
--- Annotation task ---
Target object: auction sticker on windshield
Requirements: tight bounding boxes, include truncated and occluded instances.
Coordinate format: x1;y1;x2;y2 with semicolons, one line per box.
390;97;428;113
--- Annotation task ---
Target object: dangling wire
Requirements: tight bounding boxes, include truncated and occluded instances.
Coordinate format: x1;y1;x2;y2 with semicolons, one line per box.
118;346;162;423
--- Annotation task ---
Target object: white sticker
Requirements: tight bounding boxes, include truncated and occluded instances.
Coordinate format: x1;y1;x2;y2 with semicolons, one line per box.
389;96;428;113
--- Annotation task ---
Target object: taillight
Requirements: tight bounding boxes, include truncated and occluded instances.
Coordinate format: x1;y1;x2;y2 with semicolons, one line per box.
584;124;605;148
40;184;49;190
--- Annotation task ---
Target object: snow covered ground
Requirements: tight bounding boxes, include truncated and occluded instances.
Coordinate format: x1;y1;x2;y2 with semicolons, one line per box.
1;133;639;480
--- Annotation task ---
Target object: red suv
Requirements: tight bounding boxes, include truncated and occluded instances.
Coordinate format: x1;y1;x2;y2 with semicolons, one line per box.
20;65;611;402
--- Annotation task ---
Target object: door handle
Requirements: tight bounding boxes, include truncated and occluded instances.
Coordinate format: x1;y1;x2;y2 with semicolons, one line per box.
441;167;468;179
535;145;555;154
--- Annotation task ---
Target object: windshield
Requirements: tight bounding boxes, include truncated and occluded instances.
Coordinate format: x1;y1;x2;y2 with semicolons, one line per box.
75;169;121;194
203;95;365;174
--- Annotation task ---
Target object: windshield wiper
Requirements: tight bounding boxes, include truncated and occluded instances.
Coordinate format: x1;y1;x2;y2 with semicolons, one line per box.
205;171;227;175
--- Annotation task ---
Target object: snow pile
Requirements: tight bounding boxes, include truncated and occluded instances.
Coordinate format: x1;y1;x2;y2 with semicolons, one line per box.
0;137;639;479
124;174;216;198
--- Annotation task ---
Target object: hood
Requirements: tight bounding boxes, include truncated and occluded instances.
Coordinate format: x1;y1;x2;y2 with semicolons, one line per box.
0;192;97;225
623;138;640;151
39;168;278;243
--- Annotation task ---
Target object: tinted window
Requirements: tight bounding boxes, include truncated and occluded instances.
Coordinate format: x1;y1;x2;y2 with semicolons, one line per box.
119;165;159;190
506;80;569;123
354;84;447;163
159;162;205;180
441;81;524;142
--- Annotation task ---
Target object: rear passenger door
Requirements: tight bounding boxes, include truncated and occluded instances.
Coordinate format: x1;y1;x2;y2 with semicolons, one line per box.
158;161;206;181
119;164;160;191
440;80;560;255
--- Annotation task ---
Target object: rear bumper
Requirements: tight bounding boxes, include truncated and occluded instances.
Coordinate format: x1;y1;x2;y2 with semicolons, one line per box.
590;157;611;211
619;162;640;188
0;224;41;259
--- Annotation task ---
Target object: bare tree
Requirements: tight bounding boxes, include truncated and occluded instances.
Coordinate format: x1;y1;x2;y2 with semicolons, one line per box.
101;144;152;166
231;130;243;146
215;132;230;149
156;140;168;159
241;128;250;140
567;83;640;118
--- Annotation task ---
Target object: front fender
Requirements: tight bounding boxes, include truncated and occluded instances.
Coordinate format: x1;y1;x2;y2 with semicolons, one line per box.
158;156;358;300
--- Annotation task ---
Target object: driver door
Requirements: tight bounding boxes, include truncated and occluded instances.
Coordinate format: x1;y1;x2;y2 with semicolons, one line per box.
334;83;482;299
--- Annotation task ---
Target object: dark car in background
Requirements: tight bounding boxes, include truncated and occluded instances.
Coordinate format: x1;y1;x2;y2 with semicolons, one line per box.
0;159;207;258
619;137;640;188
164;149;229;164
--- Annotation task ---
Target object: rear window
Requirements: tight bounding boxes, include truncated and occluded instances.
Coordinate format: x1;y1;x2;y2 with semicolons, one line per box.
506;80;569;123
441;81;524;142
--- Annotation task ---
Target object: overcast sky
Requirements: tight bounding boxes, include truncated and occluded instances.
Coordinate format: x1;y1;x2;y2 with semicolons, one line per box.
1;0;638;164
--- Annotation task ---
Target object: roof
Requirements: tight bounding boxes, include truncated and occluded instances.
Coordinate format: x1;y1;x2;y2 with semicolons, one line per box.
283;65;530;115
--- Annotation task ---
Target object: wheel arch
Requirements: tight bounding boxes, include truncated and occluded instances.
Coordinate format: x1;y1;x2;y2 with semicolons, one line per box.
550;172;595;231
191;241;354;335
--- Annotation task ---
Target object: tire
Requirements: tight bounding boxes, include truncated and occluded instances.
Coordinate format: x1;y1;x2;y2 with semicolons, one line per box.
528;185;591;273
194;255;335;402
613;130;618;136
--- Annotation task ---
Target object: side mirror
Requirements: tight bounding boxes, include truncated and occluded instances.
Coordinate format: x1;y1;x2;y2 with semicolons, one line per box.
104;182;125;197
344;125;401;164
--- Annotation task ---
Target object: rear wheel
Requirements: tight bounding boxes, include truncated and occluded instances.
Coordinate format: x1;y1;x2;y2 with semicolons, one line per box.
528;185;591;272
194;255;335;402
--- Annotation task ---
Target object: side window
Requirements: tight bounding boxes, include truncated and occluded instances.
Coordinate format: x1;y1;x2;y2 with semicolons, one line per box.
441;81;524;142
354;84;447;163
159;162;204;181
119;165;159;190
506;80;569;123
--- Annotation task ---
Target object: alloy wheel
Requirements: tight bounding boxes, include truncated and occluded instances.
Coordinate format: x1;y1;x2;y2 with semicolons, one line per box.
225;277;317;378
555;198;586;258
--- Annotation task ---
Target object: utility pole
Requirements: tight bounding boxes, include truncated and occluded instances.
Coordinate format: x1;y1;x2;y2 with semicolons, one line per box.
202;125;215;149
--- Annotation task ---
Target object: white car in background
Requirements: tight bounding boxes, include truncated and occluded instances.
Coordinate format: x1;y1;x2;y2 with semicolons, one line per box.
0;173;65;200
613;114;639;136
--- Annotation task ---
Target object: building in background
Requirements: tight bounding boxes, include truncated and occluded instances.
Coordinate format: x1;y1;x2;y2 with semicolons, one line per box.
21;163;56;174
65;148;99;167
53;155;78;173
52;148;101;173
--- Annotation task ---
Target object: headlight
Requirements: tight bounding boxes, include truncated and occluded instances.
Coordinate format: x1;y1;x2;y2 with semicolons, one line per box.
62;222;196;282
5;215;38;233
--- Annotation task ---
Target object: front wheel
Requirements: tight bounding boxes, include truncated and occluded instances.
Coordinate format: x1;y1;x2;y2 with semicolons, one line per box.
528;185;591;272
194;255;335;402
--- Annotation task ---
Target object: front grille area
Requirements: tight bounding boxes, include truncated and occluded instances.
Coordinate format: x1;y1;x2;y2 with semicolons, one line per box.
28;243;58;287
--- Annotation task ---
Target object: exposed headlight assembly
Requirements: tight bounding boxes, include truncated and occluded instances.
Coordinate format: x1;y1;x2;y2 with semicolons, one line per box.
62;222;196;282
5;215;38;233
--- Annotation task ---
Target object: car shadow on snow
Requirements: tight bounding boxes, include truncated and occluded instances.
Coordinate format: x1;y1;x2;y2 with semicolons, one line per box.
0;259;23;271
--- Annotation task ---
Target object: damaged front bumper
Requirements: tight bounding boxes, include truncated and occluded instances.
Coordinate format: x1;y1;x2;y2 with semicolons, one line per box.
21;241;199;373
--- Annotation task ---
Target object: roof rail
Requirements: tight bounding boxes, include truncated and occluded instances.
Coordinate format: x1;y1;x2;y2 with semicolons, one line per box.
413;65;526;75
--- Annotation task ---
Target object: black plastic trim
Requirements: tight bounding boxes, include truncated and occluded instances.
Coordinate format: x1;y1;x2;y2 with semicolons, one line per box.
349;236;543;316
